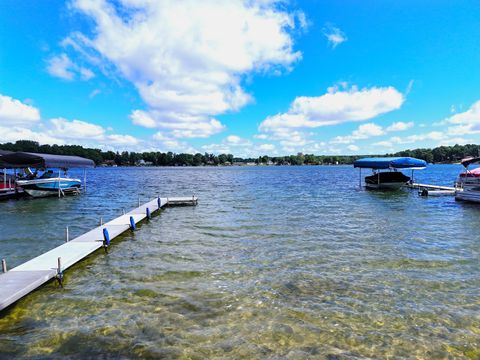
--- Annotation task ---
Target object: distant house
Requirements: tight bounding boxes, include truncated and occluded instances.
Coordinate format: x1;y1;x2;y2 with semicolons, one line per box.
101;160;117;167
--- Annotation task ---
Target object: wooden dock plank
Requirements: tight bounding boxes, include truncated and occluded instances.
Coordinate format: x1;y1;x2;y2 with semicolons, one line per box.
0;195;197;312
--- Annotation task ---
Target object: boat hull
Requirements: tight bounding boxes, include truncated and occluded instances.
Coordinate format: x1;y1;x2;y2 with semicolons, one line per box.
364;172;410;190
17;178;81;198
455;189;480;203
365;182;408;190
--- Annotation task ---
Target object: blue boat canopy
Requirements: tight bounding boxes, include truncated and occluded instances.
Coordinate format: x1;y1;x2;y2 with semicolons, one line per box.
353;157;427;170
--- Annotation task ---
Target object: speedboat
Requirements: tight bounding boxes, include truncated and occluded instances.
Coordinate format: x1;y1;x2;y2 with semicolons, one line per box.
354;157;427;190
0;152;94;199
16;169;82;198
455;157;480;203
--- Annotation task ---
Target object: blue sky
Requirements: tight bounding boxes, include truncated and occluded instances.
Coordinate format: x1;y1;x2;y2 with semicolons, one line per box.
1;0;480;156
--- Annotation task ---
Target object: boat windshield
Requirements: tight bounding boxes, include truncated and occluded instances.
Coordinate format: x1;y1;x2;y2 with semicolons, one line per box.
39;170;56;179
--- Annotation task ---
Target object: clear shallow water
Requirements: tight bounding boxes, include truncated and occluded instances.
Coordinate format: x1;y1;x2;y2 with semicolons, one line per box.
0;165;479;359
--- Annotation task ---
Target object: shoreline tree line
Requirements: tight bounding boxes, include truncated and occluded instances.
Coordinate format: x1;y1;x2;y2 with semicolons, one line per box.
0;140;479;166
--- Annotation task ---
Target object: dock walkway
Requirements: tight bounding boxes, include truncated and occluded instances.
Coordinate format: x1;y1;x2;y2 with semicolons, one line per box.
0;196;197;312
406;182;458;191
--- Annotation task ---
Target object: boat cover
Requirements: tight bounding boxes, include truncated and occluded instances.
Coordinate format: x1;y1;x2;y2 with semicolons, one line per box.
0;150;14;168
461;156;480;168
353;157;427;169
0;152;95;168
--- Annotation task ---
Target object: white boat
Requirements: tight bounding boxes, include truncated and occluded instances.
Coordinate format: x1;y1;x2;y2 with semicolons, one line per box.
0;152;94;199
455;157;480;203
16;170;82;198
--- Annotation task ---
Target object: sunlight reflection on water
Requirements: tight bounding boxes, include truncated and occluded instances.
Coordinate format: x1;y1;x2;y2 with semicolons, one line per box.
0;165;479;358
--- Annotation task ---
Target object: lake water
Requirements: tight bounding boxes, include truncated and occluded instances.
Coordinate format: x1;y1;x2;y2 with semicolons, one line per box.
0;165;479;359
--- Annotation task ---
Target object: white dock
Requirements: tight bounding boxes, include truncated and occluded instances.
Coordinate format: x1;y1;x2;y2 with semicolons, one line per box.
406;182;458;191
0;196;197;312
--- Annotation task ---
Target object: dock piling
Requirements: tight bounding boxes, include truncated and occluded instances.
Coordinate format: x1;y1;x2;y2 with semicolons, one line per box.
65;226;69;242
129;216;136;231
1;259;6;273
56;257;63;287
146;207;151;220
100;217;103;226
103;228;110;253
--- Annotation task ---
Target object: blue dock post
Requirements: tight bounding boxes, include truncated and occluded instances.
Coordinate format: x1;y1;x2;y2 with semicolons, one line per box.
157;196;161;208
129;216;136;231
146;207;151;220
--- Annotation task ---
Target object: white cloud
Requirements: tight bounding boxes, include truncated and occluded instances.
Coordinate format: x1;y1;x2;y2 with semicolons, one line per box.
152;132;197;153
89;89;101;98
79;67;95;80
347;144;359;152
444;100;480;135
46;53;95;81
405;80;414;96
372;131;473;149
331;120;412;146
66;0;303;138
0;126;62;145
323;23;347;48
331;123;384;144
386;121;414;132
226;135;242;144
48;117;105;139
372;140;393;148
46;54;75;80
106;134;139;145
352;123;384;138
0;94;41;125
201;143;232;154
259;143;275;151
130;110;156;128
259;85;404;133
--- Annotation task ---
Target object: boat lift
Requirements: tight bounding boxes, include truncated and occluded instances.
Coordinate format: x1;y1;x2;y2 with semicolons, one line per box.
354;157;427;189
0;152;95;199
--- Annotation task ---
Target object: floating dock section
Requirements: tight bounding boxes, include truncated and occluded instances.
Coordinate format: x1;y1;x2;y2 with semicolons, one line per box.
406;182;460;196
0;196;197;312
